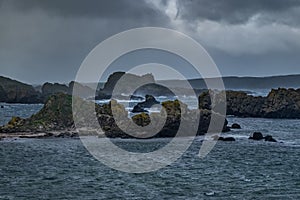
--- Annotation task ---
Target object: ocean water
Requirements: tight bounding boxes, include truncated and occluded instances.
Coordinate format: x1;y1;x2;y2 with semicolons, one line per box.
0;103;43;126
0;99;300;199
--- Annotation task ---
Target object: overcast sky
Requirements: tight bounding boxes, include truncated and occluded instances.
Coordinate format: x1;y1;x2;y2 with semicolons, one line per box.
1;0;300;84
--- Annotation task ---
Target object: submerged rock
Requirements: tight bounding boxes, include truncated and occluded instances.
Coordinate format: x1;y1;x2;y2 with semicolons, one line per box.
264;135;277;142
212;135;236;141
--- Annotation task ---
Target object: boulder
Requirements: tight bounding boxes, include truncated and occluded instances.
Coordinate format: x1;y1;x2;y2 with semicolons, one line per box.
212;135;235;141
249;132;264;140
231;123;241;129
223;137;236;141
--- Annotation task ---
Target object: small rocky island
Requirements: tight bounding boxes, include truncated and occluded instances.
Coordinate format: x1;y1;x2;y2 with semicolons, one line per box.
1;72;300;141
0;93;229;139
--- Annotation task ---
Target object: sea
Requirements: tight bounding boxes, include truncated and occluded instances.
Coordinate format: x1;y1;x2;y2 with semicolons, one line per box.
0;90;299;199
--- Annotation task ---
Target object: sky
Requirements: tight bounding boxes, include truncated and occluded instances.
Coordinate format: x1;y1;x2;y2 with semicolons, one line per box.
0;0;300;84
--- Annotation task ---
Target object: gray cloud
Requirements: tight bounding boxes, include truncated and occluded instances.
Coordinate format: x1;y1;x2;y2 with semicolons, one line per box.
0;0;300;83
177;0;300;25
1;0;164;20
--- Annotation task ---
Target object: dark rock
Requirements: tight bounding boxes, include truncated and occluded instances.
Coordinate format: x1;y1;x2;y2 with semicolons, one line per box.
132;95;160;113
131;105;148;113
68;81;94;99
231;123;241;129
96;72;155;100
0;76;43;103
42;82;69;96
212;135;235;141
1;105;3;108
0;93;230;139
249;132;264;140
129;95;144;101
133;83;175;97
264;135;277;142
223;137;236;141
199;88;300;119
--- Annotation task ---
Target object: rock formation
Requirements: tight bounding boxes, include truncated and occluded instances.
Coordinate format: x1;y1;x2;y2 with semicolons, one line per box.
249;132;277;142
0;76;42;103
132;95;159;113
199;88;300;119
0;93;229;138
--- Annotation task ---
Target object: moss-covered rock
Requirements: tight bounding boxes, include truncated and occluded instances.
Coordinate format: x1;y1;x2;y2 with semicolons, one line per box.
0;93;229;138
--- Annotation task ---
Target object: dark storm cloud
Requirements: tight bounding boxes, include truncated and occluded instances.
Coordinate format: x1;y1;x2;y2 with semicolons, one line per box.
2;0;163;20
0;0;171;83
177;0;300;25
0;0;300;83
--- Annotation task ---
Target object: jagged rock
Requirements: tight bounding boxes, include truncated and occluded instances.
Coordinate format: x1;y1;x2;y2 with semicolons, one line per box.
42;82;69;96
133;83;175;97
131;95;159;113
1;94;229;139
199;88;300;119
249;132;264;140
131;105;148;113
231;123;241;129
68;81;94;99
96;72;155;100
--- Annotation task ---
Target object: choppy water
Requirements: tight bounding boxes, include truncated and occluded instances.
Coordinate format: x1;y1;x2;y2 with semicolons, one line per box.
0;101;300;199
0;103;43;126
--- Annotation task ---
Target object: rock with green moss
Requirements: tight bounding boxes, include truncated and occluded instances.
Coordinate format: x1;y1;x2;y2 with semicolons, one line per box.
0;93;229;138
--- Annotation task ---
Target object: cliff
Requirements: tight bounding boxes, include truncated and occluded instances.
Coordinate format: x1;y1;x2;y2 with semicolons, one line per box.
0;76;42;103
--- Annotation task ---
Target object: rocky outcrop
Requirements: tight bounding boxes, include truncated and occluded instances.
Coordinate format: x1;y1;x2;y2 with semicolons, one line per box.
249;132;277;142
96;72;156;99
0;93;74;133
199;88;300;119
0;93;229;138
249;132;264;140
0;76;42;103
131;95;159;113
41;82;69;96
68;81;94;99
41;81;94;100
